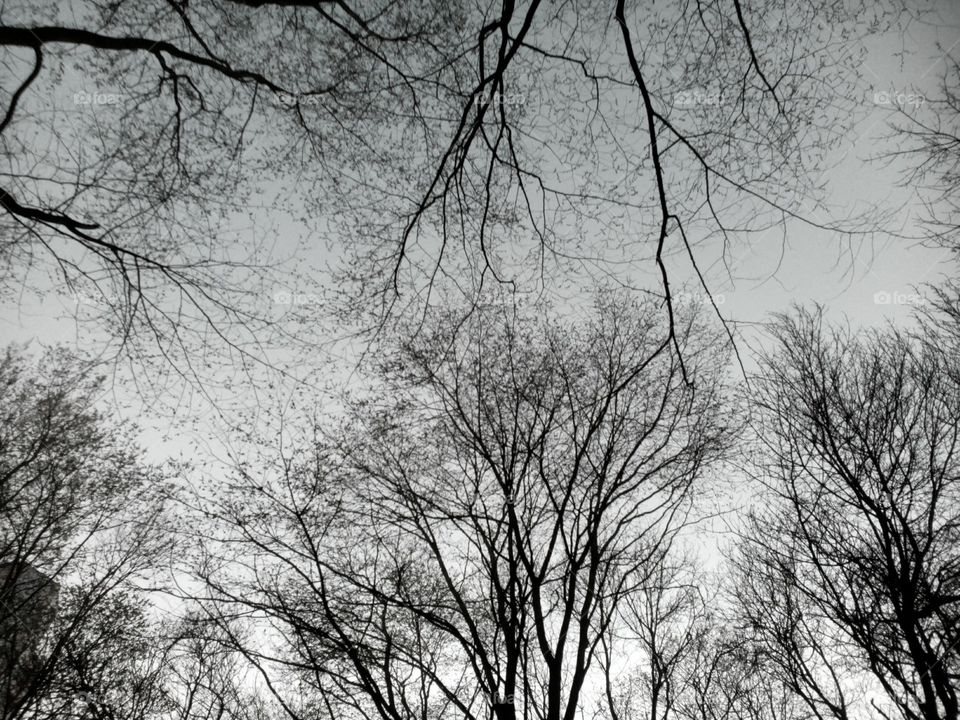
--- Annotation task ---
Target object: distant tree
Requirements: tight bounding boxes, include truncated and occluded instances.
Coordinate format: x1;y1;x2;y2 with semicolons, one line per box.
735;309;960;720
195;293;732;720
160;613;276;720
27;589;170;720
599;551;706;720
731;532;855;720
10;590;278;720
601;551;809;720
0;346;171;719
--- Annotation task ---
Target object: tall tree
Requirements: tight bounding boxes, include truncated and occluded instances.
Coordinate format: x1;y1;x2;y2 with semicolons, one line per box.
28;589;170;720
194;293;731;720
158;613;277;720
0;346;172;719
735;309;960;720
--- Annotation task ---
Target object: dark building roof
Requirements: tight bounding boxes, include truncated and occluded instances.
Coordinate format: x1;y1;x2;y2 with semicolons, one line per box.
0;562;59;624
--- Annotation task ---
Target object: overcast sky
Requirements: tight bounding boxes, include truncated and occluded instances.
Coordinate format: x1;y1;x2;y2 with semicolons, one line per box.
1;0;958;463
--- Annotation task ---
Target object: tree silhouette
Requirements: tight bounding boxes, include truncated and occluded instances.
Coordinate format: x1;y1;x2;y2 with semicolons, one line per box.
0;346;171;719
193;293;731;720
736;309;960;720
1;0;898;377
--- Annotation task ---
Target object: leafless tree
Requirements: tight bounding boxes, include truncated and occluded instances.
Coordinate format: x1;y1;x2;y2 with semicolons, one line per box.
669;620;808;720
1;0;468;385
26;589;170;720
10;590;280;720
600;550;810;720
158;613;277;720
1;0;909;376
0;345;172;719
735;308;960;720
883;58;960;252
192;292;731;720
599;551;705;720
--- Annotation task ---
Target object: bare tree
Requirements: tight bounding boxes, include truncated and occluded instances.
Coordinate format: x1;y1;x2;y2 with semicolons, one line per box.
600;550;705;720
158;613;277;720
27;589;170;720
0;345;172;719
883;58;960;252
1;0;467;384
735;309;960;720
694;628;813;720
1;0;907;373
192;292;731;720
600;551;810;720
731;533;854;720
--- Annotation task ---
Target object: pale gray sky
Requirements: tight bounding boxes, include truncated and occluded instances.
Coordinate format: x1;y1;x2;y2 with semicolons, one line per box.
1;0;958;465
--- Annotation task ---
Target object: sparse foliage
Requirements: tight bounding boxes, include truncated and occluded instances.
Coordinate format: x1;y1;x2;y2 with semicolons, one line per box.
736;310;960;720
196;294;731;720
0;346;170;719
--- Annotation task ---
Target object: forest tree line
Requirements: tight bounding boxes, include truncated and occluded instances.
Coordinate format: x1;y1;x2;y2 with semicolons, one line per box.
2;288;959;719
2;0;960;718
